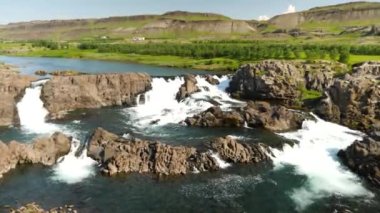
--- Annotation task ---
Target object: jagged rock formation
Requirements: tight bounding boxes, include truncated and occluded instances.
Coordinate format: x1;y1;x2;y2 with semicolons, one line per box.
87;128;271;176
185;101;305;132
338;137;380;188
227;60;345;106
41;73;152;119
211;136;272;163
315;62;380;134
0;132;71;178
8;202;76;213
175;74;200;102
0;68;36;126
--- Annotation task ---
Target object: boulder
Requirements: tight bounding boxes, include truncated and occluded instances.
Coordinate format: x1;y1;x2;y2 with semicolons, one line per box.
338;137;380;187
0;70;36;126
315;62;380;133
87;128;217;176
41;73;152;119
185;101;305;132
228;60;345;106
211;136;272;163
0;132;71;178
176;74;200;102
87;128;272;176
205;75;220;85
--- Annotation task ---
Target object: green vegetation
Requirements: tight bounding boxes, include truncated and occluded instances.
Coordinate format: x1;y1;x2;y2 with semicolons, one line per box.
1;39;379;72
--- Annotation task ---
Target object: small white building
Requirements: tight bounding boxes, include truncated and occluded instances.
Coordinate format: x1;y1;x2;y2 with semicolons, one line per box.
132;37;146;42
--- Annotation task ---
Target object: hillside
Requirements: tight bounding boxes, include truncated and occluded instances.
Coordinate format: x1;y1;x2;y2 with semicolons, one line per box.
0;11;255;41
0;2;379;41
269;1;380;32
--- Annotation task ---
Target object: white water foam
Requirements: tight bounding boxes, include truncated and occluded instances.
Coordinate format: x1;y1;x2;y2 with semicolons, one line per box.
17;80;96;184
272;114;374;210
51;138;97;184
210;151;231;169
124;76;244;128
17;80;58;134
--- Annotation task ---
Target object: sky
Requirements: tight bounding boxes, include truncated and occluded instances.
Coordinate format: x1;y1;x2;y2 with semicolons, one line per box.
0;0;378;24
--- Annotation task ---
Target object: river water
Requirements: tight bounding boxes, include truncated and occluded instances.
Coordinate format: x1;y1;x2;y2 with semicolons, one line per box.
0;56;379;213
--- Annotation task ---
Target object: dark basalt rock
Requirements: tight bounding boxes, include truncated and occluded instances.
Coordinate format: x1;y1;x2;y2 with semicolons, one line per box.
41;73;152;119
315;62;380;134
185;101;305;132
87;128;272;177
338;137;380;188
176;74;201;102
0;132;71;179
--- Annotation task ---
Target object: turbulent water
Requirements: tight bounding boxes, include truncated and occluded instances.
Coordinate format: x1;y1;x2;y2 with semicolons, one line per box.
1;70;380;212
272;115;374;210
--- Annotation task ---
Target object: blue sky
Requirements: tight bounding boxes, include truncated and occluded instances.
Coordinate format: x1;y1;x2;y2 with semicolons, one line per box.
0;0;378;24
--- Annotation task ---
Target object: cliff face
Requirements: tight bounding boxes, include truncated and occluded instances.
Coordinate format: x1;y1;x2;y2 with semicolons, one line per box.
41;73;152;119
269;2;380;29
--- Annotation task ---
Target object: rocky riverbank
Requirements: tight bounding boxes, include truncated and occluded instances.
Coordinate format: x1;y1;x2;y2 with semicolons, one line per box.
87;128;272;176
0;132;71;178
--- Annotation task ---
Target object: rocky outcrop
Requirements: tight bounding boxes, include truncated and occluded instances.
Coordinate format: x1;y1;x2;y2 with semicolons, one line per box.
205;75;220;85
228;60;343;106
87;128;271;176
0;70;36;126
185;101;305;132
0;132;71;178
8;202;76;213
176;74;200;102
211;136;272;163
338;137;380;187
315;62;380;133
41;73;152;119
87;128;217;176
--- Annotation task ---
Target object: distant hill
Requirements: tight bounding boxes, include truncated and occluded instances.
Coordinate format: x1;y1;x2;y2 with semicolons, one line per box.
269;1;380;32
0;2;379;41
0;11;255;41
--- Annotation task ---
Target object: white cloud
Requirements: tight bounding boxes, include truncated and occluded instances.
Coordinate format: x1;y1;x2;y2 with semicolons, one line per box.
258;15;270;21
284;4;296;14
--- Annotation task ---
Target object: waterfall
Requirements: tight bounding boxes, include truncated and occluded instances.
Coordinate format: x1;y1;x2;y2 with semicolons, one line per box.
16;80;58;134
271;114;374;210
51;138;97;184
124;75;244;128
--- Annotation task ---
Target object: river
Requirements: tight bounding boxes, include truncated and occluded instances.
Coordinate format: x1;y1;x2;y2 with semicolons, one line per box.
0;56;379;213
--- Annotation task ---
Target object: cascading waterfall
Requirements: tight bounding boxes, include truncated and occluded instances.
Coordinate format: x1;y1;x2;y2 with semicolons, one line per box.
16;79;58;134
17;79;97;184
51;138;97;184
124;75;244;128
271;114;374;210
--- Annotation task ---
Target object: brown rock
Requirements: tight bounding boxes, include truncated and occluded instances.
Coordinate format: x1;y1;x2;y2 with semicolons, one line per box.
0;132;71;178
211;136;272;163
228;60;344;106
9;202;76;213
41;73;152;119
338;137;380;187
87;128;273;177
0;71;36;126
176;74;200;102
205;75;220;85
315;62;380;134
185;101;305;131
